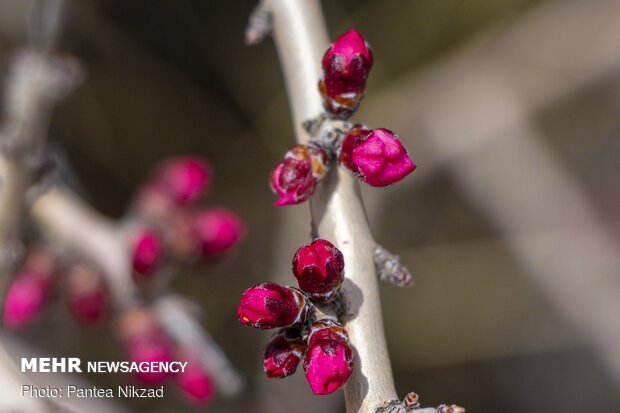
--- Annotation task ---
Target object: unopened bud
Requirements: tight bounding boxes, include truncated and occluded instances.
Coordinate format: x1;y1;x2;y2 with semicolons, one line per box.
64;263;109;325
3;249;57;330
238;282;307;329
339;126;416;187
192;208;245;258
263;327;306;378
319;30;373;118
303;319;354;395
132;228;165;282
270;144;327;206
292;239;344;301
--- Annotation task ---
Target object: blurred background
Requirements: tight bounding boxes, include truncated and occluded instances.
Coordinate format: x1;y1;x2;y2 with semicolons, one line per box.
1;0;620;412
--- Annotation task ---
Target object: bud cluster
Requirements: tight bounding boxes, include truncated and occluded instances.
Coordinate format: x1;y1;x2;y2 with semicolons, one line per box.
237;239;353;394
3;155;243;407
269;30;416;207
3;248;111;329
132;156;245;278
124;156;245;405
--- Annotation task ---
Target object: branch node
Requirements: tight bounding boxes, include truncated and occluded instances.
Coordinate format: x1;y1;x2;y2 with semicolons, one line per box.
374;245;414;287
303;112;352;157
245;1;272;46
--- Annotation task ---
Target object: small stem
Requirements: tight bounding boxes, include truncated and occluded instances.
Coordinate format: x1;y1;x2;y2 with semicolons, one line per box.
265;1;398;411
30;186;136;305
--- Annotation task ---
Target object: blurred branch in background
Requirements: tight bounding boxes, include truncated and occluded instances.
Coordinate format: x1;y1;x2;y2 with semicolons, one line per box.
0;1;91;412
360;0;620;384
0;1;243;412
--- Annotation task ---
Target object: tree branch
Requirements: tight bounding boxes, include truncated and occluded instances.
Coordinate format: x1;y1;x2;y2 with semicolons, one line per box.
30;185;244;397
265;1;398;411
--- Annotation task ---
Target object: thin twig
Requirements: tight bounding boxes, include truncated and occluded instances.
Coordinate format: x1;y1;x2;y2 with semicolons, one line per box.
264;1;398;411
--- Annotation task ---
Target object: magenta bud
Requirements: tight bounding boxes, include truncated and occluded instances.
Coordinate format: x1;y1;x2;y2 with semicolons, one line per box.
3;250;57;330
150;156;212;206
292;239;344;301
65;263;109;325
3;276;48;330
320;29;373;118
263;328;306;378
192;208;245;258
128;337;175;385
176;360;215;406
238;282;307;329
339;126;416;187
303;319;354;395
132;228;165;282
270;144;327;206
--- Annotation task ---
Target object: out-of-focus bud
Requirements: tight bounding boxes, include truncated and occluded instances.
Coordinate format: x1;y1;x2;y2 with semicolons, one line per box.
3;277;48;330
116;305;164;347
303;319;354;395
339;126;416;187
132;228;165;282
128;337;175;385
292;239;344;301
263;327;306;378
151;156;211;206
319;29;373;118
270;144;327;206
3;249;57;330
133;156;211;220
403;392;420;410
238;282;307;329
176;357;215;405
116;306;174;385
65;263;109;325
192;208;245;258
436;405;466;413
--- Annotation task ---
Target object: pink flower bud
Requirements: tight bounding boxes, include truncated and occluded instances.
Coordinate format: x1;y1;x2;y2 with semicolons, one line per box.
150;156;211;206
176;360;215;405
270;144;327;206
319;30;373;118
3;250;57;330
339;126;416;187
3;276;48;330
263;328;306;378
192;208;245;258
65;263;109;325
128;337;174;385
238;282;307;329
292;239;344;301
132;228;164;282
303;320;353;395
117;308;174;385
